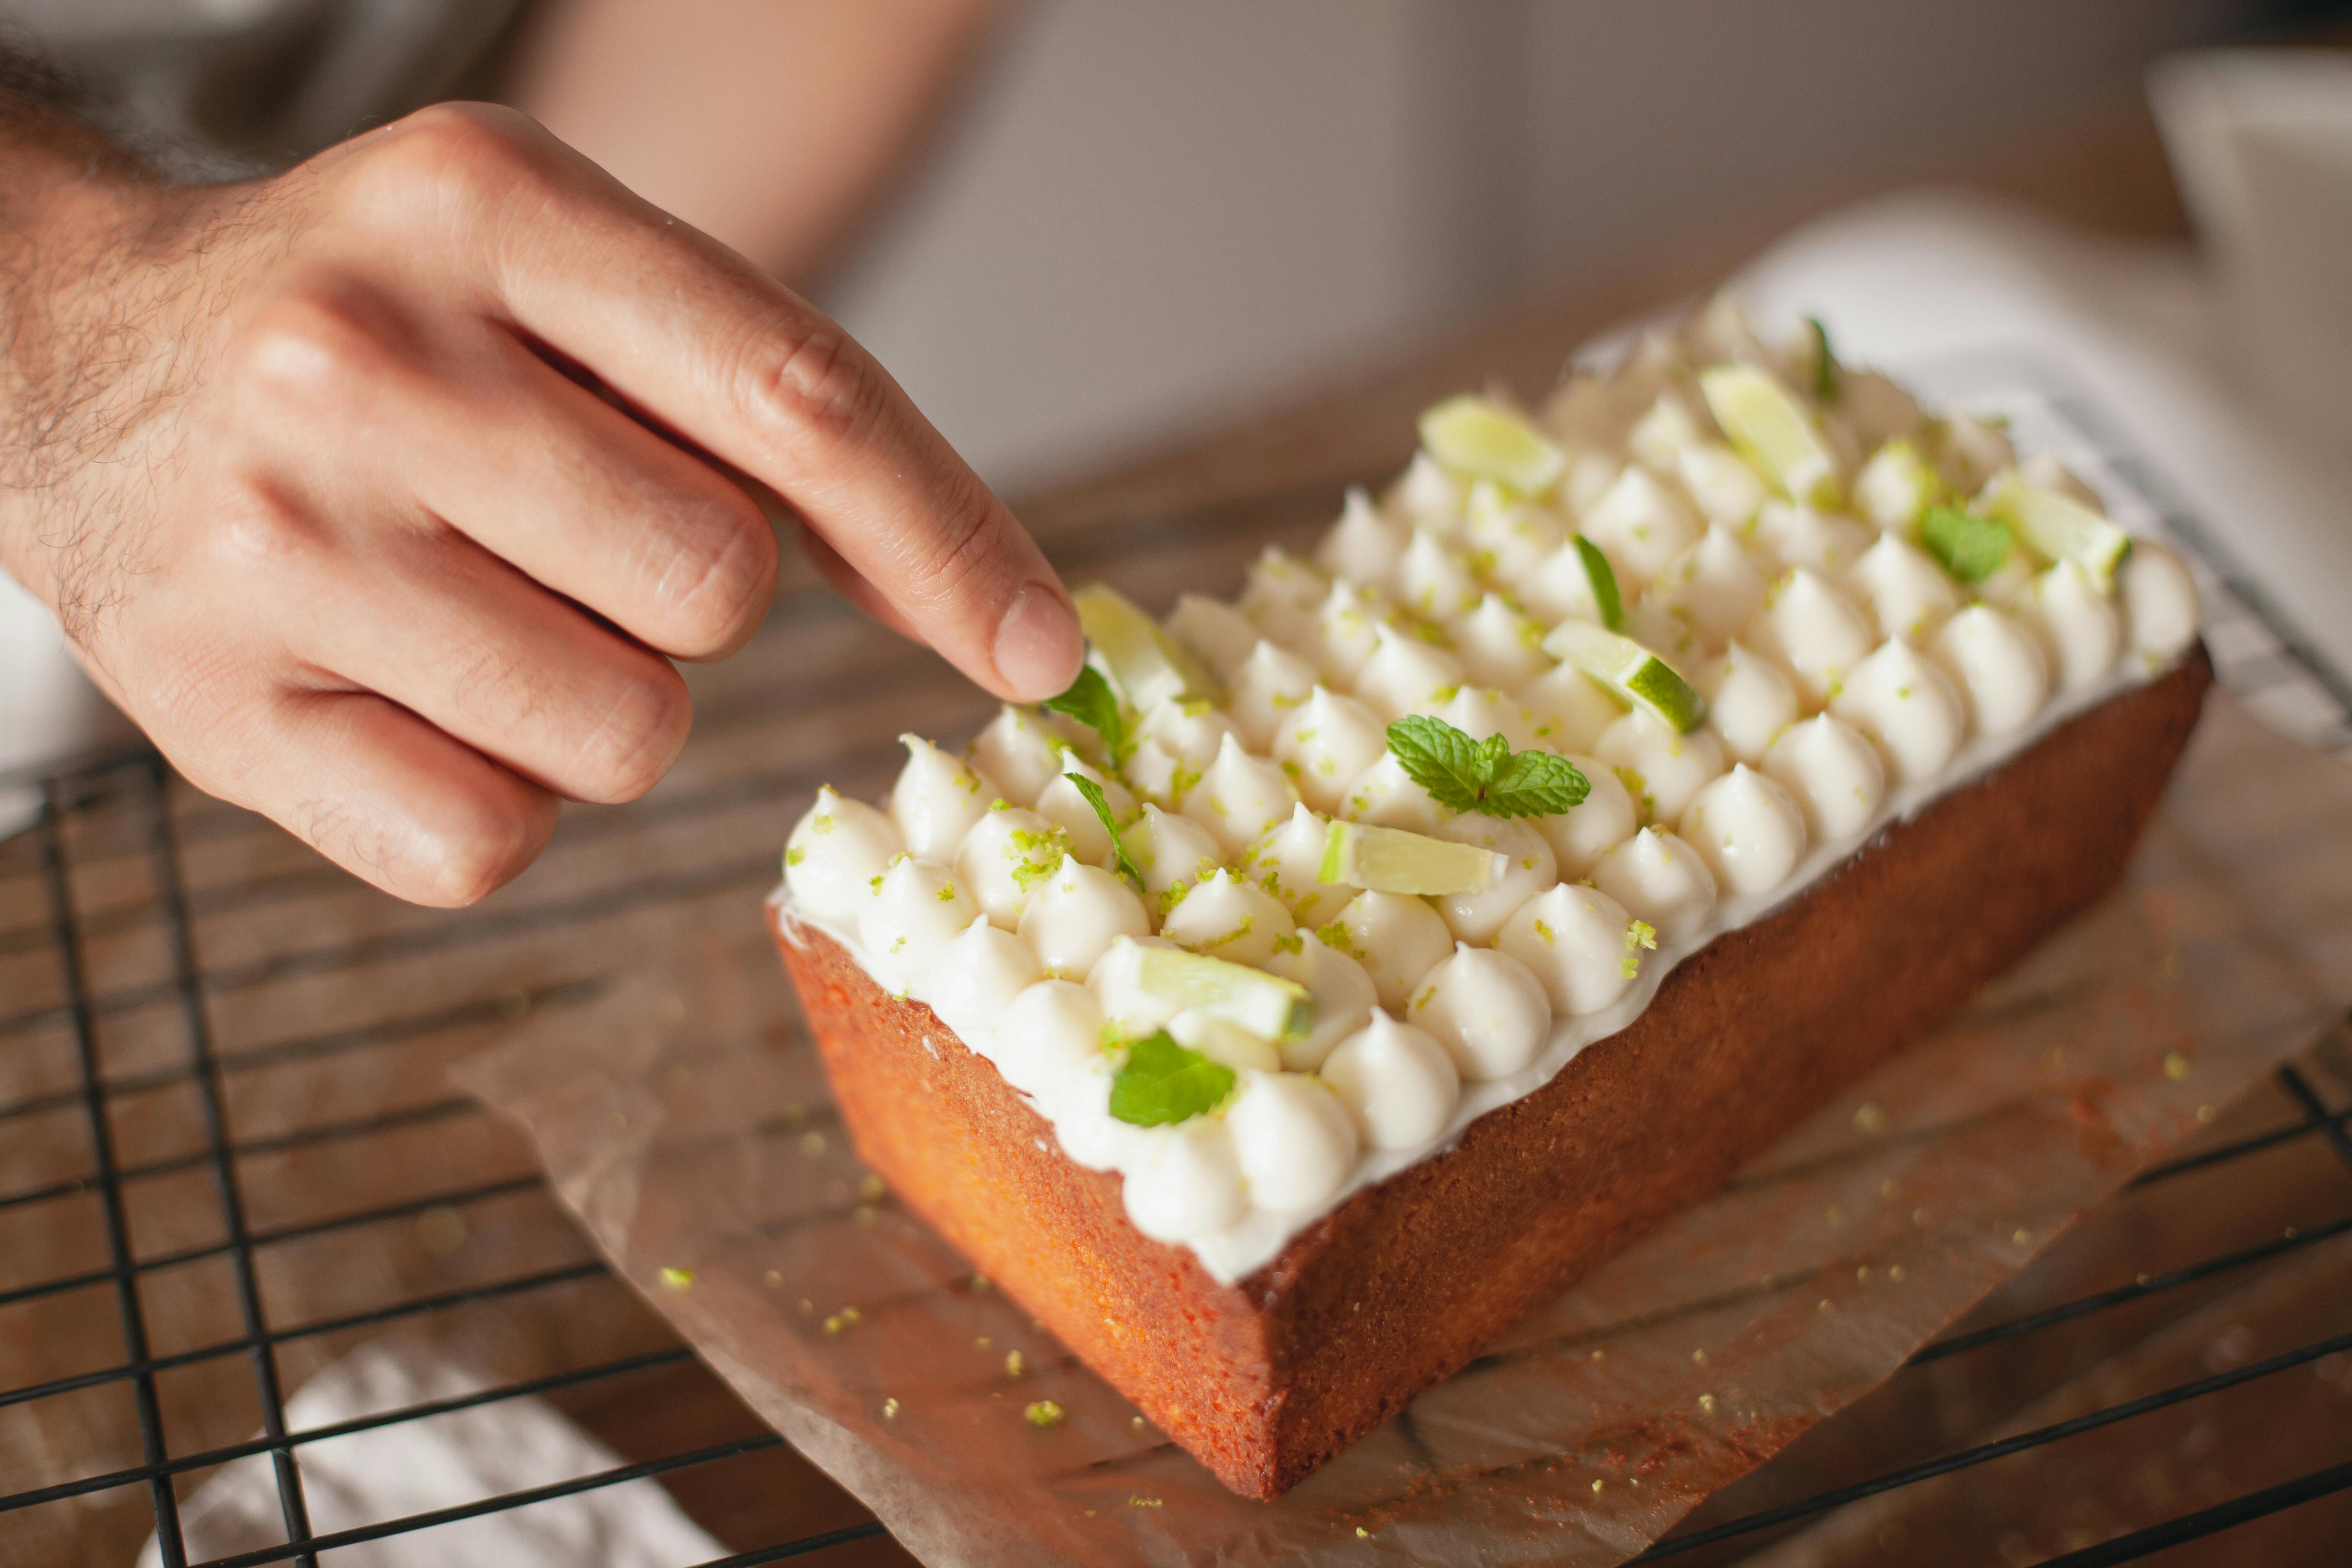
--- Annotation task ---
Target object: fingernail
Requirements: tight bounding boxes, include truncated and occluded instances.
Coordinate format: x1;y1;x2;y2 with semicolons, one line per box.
993;584;1083;701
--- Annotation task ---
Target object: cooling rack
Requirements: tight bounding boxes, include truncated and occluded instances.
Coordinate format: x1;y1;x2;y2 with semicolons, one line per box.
1;354;2348;1566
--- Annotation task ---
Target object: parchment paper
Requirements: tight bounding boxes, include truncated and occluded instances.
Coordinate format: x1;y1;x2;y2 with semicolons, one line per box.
458;693;2352;1566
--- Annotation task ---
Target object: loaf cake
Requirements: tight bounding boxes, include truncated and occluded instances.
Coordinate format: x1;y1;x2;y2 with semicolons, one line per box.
769;299;2210;1498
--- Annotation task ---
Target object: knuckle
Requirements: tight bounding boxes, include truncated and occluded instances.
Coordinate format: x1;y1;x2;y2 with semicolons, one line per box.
348;101;546;228
735;320;884;450
230;287;400;412
205;483;317;575
567;660;691;803
652;494;777;655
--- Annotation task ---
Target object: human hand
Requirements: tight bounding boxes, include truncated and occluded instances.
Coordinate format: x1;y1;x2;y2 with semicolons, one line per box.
0;102;1081;905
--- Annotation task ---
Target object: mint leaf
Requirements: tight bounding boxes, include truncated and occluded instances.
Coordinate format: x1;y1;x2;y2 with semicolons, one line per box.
1573;535;1622;631
1066;772;1145;889
1107;1030;1235;1127
1385;714;1589;820
1921;505;2011;585
1807;315;1841;402
1040;663;1129;763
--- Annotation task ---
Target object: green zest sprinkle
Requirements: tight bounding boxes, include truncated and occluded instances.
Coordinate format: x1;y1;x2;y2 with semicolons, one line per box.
1041;663;1131;764
784;847;805;867
1921;505;2011;585
1069;774;1145;888
1385;714;1590;819
1109;1030;1236;1127
660;1266;695;1291
1025;1400;1066;1428
1573;535;1623;631
1626;919;1658;951
1807;315;1841;402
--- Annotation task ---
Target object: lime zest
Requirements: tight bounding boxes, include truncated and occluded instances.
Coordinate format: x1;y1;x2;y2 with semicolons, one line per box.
1418;395;1566;495
1108;1029;1237;1126
1573;534;1623;631
1384;714;1591;818
1321;820;1504;896
1920;505;2011;585
1700;364;1842;508
1133;945;1314;1042
1541;620;1709;734
1983;472;2132;591
1072;582;1220;711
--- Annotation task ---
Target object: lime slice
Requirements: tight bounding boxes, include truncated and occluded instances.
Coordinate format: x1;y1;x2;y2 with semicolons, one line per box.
1072;583;1221;710
1983;472;2132;592
1542;620;1709;734
1320;820;1502;897
1700;365;1842;509
1134;946;1314;1043
1418;395;1566;495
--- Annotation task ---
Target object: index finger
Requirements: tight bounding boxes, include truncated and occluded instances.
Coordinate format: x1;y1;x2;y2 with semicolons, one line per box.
359;105;1083;702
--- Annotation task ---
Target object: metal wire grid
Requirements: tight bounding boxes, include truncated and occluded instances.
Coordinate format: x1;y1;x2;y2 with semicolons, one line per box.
0;363;2349;1564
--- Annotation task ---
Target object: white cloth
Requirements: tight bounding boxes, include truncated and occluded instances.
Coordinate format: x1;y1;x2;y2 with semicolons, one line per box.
137;1340;725;1568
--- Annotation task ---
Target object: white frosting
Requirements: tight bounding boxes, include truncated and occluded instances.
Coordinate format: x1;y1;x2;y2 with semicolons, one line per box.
1463;483;1567;579
1183;732;1300;854
1829;638;1967;785
1433;813;1557;943
1591;828;1718;941
1240;547;1327;647
1750;569;1875;704
1431;686;1541;753
1034;758;1132;866
1320;1012;1460;1151
859;856;978;990
2120;541;2200;664
1495;883;1643;1015
1161;867;1295;965
1326;890;1455;1010
1167;591;1261;679
1594;708;1728;825
1228;639;1320;750
1583;465;1701;581
1676;441;1768;527
1929;410;2013;494
1386;451;1465;536
1226;1071;1359;1213
889;735;993;862
1763;714;1887;839
1753;500;1874;578
1408;943;1553;1080
2019;560;2122;691
1396;528;1483;621
1649;524;1768;651
1679;765;1807;897
967;707;1067;807
1839;371;1922;449
1529;753;1638;878
1273;687;1389;816
1929;605;2050;738
1514;664;1626;754
1305;579;1386;684
1351;624;1465;721
1240;802;1354;926
1315;486;1408;589
954;805;1070;926
1261;929;1378;1072
1118;803;1222;913
1136;698;1238;768
1628;390;1705;472
1520;534;1618;626
784;786;903;922
1855;439;1939;531
1694;641;1800;765
1166;1009;1282;1074
929;917;1044;1038
1122;1118;1246;1242
1018;854;1149;978
1451;593;1551;690
1846;533;1961;644
1088;935;1182;1034
995;979;1108;1119
1337;753;1450;834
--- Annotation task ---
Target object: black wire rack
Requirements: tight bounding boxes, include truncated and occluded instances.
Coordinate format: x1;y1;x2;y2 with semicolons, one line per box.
3;354;2351;1565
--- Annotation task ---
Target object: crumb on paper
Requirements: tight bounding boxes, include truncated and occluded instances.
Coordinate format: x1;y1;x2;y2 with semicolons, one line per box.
1356;1527;1369;1538
1024;1400;1065;1429
799;1131;827;1159
1699;1393;1717;1413
1889;1264;1907;1282
882;1397;899;1420
1591;1479;1604;1493
2164;1051;2192;1081
1818;1298;1833;1312
1852;1102;1888;1133
1128;1496;1163;1509
823;1305;863;1335
2012;1227;2032;1246
1131;1416;1147;1430
1690;1348;1707;1365
659;1266;694;1292
971;1273;992;1292
853;1205;877;1225
1005;1350;1026;1379
763;1270;783;1288
859;1173;887;1202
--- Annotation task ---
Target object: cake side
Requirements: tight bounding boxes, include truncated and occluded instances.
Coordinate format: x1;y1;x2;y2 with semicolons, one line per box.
777;646;2210;1498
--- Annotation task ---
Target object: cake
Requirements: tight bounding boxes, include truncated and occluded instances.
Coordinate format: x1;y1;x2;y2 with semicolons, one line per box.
768;299;2210;1498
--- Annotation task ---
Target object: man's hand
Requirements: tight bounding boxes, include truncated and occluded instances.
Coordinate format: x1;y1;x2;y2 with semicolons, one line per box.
0;100;1082;906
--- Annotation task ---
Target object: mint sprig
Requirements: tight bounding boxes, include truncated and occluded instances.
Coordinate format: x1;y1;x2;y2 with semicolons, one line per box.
1921;505;2011;585
1573;534;1622;631
1066;772;1145;889
1040;663;1130;764
1107;1030;1235;1127
1807;315;1841;402
1385;714;1589;820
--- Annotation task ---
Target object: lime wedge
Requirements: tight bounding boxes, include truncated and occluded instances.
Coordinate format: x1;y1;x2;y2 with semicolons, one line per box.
1542;620;1709;734
1700;365;1842;509
1134;946;1314;1043
1320;820;1503;897
1072;583;1221;710
1418;395;1566;495
1983;473;2132;592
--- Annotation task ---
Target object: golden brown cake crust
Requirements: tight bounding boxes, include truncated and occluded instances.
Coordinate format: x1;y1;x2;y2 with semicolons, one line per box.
775;647;2212;1499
